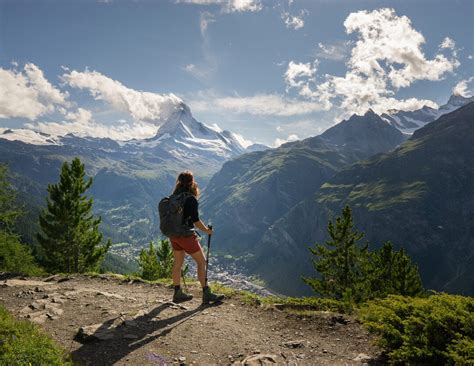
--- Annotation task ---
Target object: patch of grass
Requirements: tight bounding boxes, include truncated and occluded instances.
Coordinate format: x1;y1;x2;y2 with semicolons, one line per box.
0;305;72;366
208;283;350;312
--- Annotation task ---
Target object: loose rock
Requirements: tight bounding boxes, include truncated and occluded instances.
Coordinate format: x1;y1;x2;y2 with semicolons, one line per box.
283;340;304;348
236;354;278;365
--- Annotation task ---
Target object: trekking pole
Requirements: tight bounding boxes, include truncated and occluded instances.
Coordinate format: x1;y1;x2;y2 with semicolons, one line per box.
181;267;188;292
204;225;213;287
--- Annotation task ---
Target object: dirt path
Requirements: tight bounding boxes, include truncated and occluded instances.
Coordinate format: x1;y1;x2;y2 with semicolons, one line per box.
0;274;381;365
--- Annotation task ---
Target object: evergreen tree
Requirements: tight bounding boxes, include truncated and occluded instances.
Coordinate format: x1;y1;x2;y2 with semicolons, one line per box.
156;239;173;278
303;206;369;301
368;242;423;297
37;158;110;273
391;247;423;296
138;241;160;280
138;239;174;280
0;164;41;275
0;164;20;231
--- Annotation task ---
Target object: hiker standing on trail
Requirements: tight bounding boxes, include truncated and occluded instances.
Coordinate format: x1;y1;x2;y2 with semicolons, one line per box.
161;171;224;304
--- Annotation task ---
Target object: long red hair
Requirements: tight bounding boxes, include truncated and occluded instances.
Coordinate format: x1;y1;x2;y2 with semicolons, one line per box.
172;171;200;197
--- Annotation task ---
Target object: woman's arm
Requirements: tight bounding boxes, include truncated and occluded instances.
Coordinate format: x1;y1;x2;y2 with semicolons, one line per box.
194;220;213;235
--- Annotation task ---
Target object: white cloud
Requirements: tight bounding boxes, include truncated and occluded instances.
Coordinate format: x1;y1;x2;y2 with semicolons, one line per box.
284;61;317;92
189;93;328;117
282;11;305;30
316;41;351;61
276;125;283;132
285;8;459;117
0;63;68;120
274;133;299;147
61;69;183;125
26;107;158;141
453;77;474;97
183;63;211;82
344;8;459;88
440;37;456;49
176;0;262;13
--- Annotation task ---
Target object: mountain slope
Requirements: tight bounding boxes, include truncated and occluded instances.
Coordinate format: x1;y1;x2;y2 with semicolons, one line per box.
257;102;474;296
200;111;404;256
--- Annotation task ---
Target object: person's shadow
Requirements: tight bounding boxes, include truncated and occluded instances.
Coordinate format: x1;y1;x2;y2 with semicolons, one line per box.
71;301;222;365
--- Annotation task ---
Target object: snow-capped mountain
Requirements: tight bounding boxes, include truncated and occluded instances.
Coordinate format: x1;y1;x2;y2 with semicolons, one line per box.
382;94;474;134
0;101;247;160
127;102;246;159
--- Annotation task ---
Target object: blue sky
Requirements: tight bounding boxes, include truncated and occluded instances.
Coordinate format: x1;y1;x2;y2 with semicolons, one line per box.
0;0;473;146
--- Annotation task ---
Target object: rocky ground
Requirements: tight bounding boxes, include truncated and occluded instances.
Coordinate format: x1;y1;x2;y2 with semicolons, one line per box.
0;274;382;365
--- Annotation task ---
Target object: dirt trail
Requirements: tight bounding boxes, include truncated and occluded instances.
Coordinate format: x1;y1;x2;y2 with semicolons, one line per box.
0;274;381;365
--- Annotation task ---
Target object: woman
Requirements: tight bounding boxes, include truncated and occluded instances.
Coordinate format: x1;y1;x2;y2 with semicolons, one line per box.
170;171;224;304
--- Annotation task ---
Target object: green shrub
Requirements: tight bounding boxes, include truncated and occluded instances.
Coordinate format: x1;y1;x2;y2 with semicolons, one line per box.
0;231;43;276
359;293;474;365
0;305;72;365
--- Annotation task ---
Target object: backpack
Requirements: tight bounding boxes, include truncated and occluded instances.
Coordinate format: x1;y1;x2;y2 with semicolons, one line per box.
158;192;195;238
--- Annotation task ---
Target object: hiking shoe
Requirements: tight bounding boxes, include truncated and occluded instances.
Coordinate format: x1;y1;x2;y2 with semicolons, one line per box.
173;288;193;303
202;286;224;304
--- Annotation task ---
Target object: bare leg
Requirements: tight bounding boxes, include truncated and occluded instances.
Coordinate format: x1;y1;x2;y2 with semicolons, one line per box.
190;249;207;288
172;250;185;286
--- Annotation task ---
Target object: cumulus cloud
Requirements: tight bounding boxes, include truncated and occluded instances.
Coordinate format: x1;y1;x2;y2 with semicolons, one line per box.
284;61;318;95
189;93;327;117
316;41;351;61
0;63;68;120
274;133;299;147
282;11;305;30
453;77;474;97
176;0;262;13
61;69;183;125
440;37;456;49
285;8;459;117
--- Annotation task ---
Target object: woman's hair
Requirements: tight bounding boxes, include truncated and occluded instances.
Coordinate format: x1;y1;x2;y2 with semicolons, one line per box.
173;171;200;197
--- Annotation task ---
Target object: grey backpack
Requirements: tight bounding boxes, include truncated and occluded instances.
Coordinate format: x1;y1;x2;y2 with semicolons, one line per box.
158;192;195;238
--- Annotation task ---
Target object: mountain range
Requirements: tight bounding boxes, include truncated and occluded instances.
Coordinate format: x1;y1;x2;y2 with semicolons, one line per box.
382;94;474;133
201;96;474;296
254;102;474;296
0;103;256;248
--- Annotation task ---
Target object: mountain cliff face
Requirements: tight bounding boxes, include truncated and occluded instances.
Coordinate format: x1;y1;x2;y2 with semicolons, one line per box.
200;111;404;257
256;102;474;296
0;103;246;246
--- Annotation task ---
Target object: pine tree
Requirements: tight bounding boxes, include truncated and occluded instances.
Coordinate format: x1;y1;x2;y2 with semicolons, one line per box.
138;239;174;280
37;158;110;273
156;239;173;278
0;164;20;231
369;242;423;297
0;164;41;275
303;206;369;301
391;247;423;296
138;241;161;280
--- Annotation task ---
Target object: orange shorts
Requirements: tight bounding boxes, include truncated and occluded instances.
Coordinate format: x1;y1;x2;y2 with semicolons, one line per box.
170;235;202;254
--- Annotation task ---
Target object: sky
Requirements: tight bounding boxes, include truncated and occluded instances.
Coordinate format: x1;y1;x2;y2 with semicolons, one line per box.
0;0;473;147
